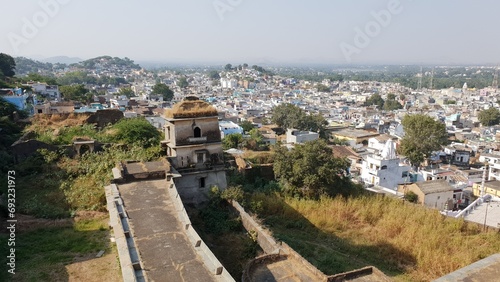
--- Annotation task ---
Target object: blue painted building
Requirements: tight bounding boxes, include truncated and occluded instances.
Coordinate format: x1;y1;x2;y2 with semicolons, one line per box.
219;120;243;138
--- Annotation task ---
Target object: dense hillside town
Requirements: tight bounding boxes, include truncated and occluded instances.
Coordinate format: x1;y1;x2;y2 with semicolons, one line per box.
2;53;500;281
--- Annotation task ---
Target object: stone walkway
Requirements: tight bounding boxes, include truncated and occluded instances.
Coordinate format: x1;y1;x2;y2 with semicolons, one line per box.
118;179;216;282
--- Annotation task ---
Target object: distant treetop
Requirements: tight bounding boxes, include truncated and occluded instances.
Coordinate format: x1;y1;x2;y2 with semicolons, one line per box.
73;56;141;70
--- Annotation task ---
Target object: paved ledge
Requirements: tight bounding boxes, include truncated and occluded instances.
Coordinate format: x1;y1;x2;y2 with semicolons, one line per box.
117;179;219;282
434;253;500;282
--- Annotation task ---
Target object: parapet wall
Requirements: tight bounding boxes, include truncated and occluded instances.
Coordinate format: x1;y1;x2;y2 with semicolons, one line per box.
230;200;280;254
241;253;285;282
279;242;329;279
231;200;391;282
105;184;144;282
167;176;235;282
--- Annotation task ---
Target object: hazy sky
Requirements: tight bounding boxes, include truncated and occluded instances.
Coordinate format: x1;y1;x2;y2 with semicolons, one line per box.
1;0;499;65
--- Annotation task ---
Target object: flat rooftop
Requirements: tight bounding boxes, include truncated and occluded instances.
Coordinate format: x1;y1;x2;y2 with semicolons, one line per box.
122;160;170;176
463;200;500;229
331;128;380;139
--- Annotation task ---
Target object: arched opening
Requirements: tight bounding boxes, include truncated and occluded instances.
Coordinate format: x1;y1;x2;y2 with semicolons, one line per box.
194;126;201;138
80;144;91;155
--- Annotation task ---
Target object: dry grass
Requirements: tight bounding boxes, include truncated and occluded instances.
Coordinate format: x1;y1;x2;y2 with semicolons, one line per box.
255;193;500;281
27;113;90;132
242;150;275;164
165;99;218;118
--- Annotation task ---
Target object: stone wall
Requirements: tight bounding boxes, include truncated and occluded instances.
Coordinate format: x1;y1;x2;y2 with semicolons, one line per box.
105;184;144;282
86;109;124;128
232;200;391;282
10;139;58;163
167;117;221;146
241;254;285;282
173;169;227;205
167;176;235;281
230;200;280;254
279;242;329;279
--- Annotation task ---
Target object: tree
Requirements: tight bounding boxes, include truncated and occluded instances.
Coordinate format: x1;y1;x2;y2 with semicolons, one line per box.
364;93;384;109
152;83;173;101
0;53;16;77
178;77;188;89
271;103;305;131
208;70;220;80
273;139;361;198
299;114;328;139
222;133;243;150
22;73;57;85
243;128;268;151
316;84;330;92
404;191;419;203
478;107;500;126
271;103;328;138
110;117;161;148
239;120;254;133
224;64;233;71
383;93;403;111
60;84;91;103
118;87;135;98
398;114;448;167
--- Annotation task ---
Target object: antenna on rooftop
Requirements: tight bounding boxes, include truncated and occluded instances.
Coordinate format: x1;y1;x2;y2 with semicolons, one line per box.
429;68;434;91
492;66;498;93
480;163;488;198
417;66;423;91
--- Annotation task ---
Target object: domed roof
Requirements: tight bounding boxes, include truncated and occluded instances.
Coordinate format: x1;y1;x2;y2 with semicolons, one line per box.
165;96;218;119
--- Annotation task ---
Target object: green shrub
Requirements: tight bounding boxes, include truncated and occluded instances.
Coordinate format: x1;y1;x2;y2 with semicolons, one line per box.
404;191;419;203
109;118;161;147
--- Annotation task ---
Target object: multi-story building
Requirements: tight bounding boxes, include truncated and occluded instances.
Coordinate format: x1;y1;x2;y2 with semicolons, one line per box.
163;97;227;204
360;140;416;190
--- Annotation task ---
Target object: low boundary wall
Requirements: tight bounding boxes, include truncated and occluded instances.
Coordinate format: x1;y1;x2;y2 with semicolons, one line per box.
166;176;235;282
231;200;391;282
105;184;145;282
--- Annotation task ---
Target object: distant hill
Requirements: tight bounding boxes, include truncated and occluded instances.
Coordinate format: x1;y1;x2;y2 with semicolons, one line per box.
73;56;141;70
14;57;67;76
43;56;82;65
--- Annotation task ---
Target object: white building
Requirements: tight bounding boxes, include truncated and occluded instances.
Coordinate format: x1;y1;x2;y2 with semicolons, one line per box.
361;140;414;190
285;128;319;144
220;78;238;89
28;82;61;101
478;153;500;181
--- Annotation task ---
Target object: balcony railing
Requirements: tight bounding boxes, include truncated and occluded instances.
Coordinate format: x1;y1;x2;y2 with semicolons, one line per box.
187;136;207;143
175;163;225;174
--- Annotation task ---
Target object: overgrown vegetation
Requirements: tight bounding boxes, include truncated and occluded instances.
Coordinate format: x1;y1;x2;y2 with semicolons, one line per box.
273;139;364;198
249;193;500;281
27;115;162;148
0;112;164;219
0;216;112;282
10;145;162;218
186;186;260;278
221;149;500;281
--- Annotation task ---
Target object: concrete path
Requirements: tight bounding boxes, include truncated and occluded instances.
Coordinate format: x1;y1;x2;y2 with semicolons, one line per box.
250;257;322;281
118;179;216;282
